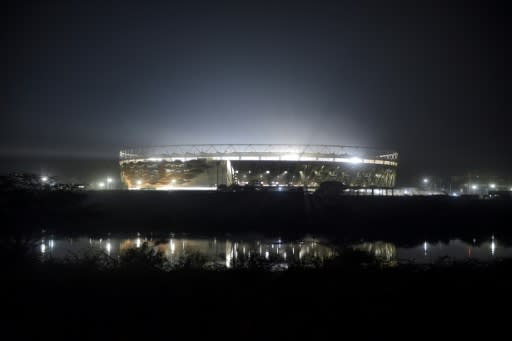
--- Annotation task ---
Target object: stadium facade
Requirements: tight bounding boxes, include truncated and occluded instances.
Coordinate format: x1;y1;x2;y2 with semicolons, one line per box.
119;144;398;190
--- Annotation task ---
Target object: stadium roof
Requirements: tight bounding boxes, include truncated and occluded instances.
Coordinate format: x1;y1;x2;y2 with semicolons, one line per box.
120;144;398;166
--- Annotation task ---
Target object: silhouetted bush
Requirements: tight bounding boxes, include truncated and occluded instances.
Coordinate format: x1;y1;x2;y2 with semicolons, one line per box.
118;242;166;272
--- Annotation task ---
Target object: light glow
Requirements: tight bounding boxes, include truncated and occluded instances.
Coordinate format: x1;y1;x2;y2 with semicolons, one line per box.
348;157;363;164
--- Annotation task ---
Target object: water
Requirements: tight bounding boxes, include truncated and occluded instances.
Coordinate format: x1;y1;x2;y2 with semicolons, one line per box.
37;234;512;268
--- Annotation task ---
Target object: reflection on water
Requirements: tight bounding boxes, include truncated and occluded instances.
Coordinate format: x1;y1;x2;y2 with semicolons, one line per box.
38;234;512;268
40;235;335;268
353;242;396;263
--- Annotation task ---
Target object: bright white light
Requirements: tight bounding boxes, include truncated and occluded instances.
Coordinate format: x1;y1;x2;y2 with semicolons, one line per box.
348;157;363;164
106;242;111;254
154;186;216;191
281;153;299;161
171;179;177;184
266;170;270;174
489;184;496;189
107;177;113;183
265;251;269;260
136;237;141;248
136;180;142;185
451;192;459;197
41;243;46;254
423;178;429;184
471;184;478;190
41;176;48;182
98;182;105;188
423;241;428;254
404;190;409;195
170;239;176;254
491;241;496;256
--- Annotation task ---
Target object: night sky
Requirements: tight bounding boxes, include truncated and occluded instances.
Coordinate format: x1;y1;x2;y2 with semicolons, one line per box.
3;1;510;183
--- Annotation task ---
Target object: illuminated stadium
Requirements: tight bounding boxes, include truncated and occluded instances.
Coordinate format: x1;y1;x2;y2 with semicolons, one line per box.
120;144;398;190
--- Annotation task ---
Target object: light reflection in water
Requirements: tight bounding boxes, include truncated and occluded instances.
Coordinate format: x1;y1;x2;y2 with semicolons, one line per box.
170;239;175;254
38;235;512;267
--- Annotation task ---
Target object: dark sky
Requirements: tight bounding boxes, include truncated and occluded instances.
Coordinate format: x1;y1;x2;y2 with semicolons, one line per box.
2;0;510;183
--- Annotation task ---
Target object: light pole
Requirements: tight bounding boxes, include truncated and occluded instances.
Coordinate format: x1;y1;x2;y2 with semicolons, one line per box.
107;177;113;190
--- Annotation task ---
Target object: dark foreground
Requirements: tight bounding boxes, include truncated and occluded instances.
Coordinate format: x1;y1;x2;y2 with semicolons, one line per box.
3;255;512;339
2;190;512;338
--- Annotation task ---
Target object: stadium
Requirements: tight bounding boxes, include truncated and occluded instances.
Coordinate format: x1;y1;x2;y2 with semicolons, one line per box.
119;144;398;191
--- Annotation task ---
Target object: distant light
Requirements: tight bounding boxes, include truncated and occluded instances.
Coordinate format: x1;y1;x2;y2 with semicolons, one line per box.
98;182;105;188
136;180;142;185
106;241;111;254
266;170;270;174
489;184;496;189
423;178;429;184
283;170;288;174
107;177;113;183
471;184;478;190
41;176;48;182
171;179;177;184
404;190;409;195
41;243;46;254
451;192;459;197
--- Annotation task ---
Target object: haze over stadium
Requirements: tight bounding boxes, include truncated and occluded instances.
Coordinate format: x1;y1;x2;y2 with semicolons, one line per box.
2;1;510;184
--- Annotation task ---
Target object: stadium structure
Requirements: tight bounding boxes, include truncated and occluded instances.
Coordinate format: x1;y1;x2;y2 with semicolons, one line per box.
120;144;398;191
